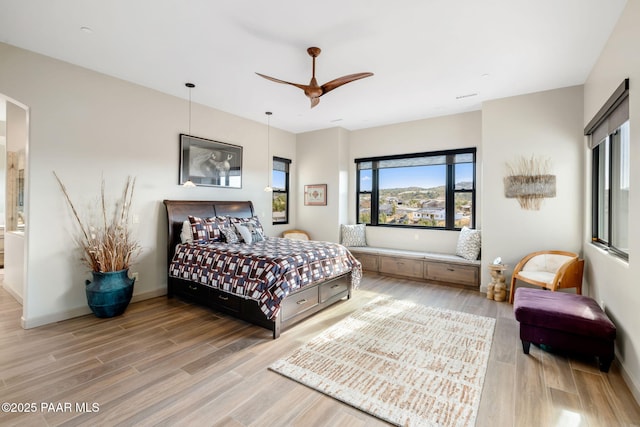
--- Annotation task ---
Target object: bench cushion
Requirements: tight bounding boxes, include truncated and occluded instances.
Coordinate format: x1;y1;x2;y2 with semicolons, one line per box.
347;246;481;266
514;288;616;340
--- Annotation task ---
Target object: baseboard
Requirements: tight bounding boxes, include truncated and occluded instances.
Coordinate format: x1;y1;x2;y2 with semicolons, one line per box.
21;288;168;329
2;283;23;305
131;288;167;302
617;355;640;406
22;305;91;329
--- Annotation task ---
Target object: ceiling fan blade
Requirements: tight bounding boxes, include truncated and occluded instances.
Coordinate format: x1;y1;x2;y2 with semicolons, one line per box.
256;48;374;108
321;72;374;95
255;72;309;91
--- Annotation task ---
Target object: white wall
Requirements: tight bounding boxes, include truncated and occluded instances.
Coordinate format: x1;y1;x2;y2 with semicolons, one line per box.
481;86;584;289
296;127;345;242
0;42;297;327
337;127;350;229
582;0;640;401
348;111;482;253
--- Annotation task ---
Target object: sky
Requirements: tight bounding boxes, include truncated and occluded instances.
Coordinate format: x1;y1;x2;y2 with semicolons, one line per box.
272;170;286;190
360;163;473;191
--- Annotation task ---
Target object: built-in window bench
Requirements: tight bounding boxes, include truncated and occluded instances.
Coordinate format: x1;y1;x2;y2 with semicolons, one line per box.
347;246;480;290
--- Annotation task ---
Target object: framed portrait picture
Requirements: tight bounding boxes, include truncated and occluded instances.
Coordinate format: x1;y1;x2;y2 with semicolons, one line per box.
179;134;242;188
304;184;327;206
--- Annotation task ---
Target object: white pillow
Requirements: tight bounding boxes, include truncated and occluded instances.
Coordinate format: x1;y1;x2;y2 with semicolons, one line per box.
456;226;481;261
341;224;367;247
180;220;194;243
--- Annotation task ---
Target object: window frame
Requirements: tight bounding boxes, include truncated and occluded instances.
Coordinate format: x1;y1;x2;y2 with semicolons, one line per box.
271;156;291;225
355;147;476;230
585;78;629;260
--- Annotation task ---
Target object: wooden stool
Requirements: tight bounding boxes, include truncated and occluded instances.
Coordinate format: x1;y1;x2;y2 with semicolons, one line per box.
487;264;507;302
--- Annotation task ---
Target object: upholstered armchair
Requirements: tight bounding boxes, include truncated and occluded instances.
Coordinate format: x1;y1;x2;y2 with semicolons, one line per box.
508;250;584;304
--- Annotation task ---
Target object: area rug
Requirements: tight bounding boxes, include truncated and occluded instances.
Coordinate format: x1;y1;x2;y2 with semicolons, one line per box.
270;297;495;427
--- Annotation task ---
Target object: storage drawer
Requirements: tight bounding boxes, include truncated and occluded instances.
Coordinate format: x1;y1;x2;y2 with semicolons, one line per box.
281;286;319;321
180;282;209;300
379;256;424;279
319;279;348;303
210;289;241;313
424;261;478;287
353;253;379;271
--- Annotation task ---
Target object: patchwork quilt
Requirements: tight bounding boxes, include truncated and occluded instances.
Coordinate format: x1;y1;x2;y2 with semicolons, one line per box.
169;237;362;319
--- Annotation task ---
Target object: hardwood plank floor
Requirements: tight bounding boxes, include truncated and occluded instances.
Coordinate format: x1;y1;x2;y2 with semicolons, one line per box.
1;273;639;426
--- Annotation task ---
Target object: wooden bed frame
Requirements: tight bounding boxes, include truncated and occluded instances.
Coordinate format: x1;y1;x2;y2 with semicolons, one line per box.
163;200;352;339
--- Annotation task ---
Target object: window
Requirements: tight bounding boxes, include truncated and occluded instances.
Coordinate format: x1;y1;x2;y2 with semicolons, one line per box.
356;148;476;230
586;79;629;259
272;157;291;224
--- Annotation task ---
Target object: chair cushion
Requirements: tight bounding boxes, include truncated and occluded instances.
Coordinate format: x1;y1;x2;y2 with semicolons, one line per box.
514;288;616;340
516;271;556;285
522;254;574;274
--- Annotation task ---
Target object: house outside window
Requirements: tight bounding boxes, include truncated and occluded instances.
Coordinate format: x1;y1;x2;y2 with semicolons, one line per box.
355;147;476;230
272;157;291;224
586;79;629;260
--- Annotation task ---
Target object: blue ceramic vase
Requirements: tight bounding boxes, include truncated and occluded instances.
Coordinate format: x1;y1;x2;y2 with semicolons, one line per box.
85;269;135;318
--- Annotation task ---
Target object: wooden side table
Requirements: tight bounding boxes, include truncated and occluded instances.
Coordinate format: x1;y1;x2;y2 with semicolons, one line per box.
487;264;508;302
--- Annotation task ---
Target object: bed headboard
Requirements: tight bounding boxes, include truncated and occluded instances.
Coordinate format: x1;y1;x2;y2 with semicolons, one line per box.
163;200;255;263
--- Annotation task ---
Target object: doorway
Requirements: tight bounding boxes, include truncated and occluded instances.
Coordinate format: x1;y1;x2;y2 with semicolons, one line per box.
0;96;28;307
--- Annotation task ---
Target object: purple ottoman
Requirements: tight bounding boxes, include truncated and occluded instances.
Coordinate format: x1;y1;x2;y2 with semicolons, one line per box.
514;288;616;372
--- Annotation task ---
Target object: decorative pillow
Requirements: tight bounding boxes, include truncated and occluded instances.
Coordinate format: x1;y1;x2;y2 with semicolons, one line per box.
229;216;264;235
340;224;367;247
456;226;481;261
234;222;265;244
180;220;194;243
213;215;230;231
187;216;211;243
187;216;225;243
220;225;240;244
229;216;265;243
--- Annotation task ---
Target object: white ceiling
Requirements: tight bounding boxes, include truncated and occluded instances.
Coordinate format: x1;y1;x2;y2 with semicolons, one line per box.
0;0;627;134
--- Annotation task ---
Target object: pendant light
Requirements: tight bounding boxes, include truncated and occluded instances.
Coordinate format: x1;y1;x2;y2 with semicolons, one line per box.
264;111;273;192
183;82;196;188
186;82;195;134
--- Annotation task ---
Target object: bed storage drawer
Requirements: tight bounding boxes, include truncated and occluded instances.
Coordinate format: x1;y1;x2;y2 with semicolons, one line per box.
210;289;242;314
180;282;210;300
319;279;348;303
281;286;319;321
379;256;424;279
424;261;478;287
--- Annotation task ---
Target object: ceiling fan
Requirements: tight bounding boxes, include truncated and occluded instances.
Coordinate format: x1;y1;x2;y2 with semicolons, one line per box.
256;47;373;108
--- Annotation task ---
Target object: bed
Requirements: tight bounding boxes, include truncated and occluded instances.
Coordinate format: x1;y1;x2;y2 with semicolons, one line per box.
164;200;361;338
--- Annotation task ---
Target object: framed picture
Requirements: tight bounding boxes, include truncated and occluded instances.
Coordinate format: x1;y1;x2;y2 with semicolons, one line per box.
179;134;242;188
304;184;327;206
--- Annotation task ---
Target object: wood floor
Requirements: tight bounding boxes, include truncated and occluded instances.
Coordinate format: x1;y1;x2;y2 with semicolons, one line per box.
1;273;639;427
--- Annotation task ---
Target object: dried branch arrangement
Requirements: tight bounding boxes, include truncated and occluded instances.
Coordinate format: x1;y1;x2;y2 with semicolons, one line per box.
504;156;556;210
54;172;140;272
